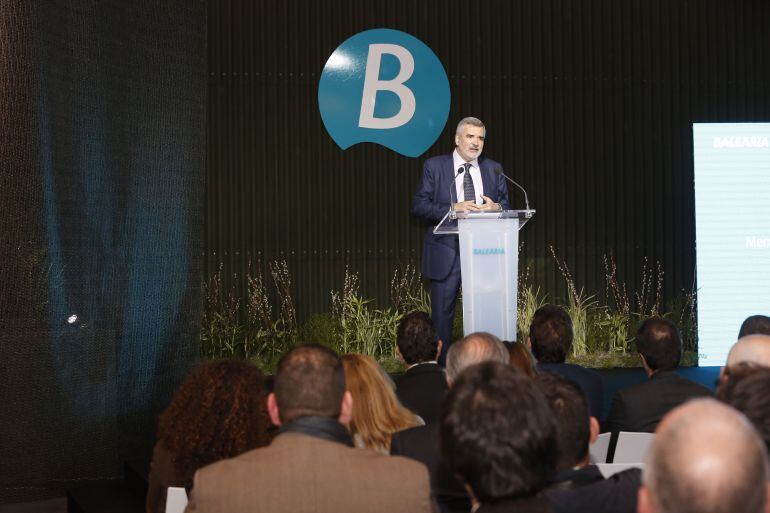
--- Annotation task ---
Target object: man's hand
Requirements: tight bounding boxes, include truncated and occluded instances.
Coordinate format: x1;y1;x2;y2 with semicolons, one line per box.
477;196;502;211
453;200;481;212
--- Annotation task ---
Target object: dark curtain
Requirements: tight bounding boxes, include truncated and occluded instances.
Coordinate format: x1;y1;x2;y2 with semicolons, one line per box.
0;0;205;502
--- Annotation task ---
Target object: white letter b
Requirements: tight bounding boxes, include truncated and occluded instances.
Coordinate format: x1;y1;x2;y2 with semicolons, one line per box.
358;44;416;129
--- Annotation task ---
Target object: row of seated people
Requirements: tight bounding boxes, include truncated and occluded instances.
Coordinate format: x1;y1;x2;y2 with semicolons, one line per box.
146;310;770;513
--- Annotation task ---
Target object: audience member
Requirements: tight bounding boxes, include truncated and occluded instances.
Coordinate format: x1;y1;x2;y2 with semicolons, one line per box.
441;362;557;513
718;334;770;389
394;311;448;424
391;331;508;513
147;360;270;513
341;353;422;453
529;305;605;419
638;398;769;513
724;334;770;368
536;372;640;513
186;344;435;513
738;314;770;338
445;331;509;384
504;340;537;378
604;318;711;435
717;365;770;453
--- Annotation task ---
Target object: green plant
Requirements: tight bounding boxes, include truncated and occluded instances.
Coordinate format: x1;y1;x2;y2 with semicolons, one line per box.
332;267;403;360
517;264;547;340
635;257;664;319
200;257;703;372
200;263;243;359
298;313;342;347
451;292;464;343
550;247;598;358
667;286;698;354
596;309;634;353
597;253;634;354
391;263;431;314
200;259;300;369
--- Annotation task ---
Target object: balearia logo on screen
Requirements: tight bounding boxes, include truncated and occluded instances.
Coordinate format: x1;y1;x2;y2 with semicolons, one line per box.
318;29;451;158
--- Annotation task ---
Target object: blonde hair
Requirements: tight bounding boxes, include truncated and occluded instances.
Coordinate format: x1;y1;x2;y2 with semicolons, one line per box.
342;354;422;452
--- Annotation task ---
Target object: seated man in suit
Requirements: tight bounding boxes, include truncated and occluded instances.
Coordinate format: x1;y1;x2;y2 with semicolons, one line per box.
604;317;712;436
529;305;605;420
391;332;509;513
394;311;447;425
186;344;435;513
638;399;769;513
441;361;558;513
537;372;641;513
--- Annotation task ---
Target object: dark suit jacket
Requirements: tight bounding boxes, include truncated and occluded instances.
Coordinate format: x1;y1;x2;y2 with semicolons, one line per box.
187;431;436;513
537;363;605;420
603;370;713;434
411;154;510;280
545;466;641;513
391;424;471;513
395;363;448;425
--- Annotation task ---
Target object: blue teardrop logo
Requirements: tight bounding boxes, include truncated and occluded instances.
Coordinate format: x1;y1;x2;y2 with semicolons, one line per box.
318;29;451;158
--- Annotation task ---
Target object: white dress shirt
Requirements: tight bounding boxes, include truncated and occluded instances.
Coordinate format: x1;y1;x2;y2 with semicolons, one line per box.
452;149;484;204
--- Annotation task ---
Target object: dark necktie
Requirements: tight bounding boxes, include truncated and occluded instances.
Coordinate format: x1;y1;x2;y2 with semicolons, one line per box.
462;162;475;203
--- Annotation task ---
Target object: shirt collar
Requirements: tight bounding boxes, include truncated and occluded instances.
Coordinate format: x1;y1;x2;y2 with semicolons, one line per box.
277;415;354;447
407;360;439;370
453;149;479;172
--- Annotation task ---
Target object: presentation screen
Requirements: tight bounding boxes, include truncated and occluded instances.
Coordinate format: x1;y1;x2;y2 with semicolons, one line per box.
693;123;770;366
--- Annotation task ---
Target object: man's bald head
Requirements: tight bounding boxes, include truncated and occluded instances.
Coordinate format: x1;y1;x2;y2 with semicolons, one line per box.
726;335;770;368
640;398;769;513
445;332;509;382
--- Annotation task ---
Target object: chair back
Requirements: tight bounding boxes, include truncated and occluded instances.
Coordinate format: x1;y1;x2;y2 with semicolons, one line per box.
589;432;611;463
597;462;644;478
613;431;654;463
165;487;188;513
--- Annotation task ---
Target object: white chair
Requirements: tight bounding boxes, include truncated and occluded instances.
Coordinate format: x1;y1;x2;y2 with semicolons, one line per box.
589;432;611;463
613;431;654;463
597;462;644;478
165;487;188;513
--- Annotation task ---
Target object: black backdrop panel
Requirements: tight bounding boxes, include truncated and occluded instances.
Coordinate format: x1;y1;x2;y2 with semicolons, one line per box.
0;0;205;502
208;0;770;319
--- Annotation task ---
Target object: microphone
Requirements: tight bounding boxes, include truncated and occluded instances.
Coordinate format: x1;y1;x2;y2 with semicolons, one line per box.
449;166;464;214
495;167;530;211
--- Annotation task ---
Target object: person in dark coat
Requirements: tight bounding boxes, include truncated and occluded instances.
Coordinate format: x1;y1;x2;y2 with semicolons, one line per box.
537;372;641;513
394;311;447;425
392;332;509;513
441;362;558;513
603;317;712;436
529;305;605;420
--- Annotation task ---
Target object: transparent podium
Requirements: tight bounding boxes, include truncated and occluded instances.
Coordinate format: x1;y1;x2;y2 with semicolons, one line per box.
434;209;535;341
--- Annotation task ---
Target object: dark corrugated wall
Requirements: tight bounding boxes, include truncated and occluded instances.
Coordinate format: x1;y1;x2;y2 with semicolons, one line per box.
207;0;770;321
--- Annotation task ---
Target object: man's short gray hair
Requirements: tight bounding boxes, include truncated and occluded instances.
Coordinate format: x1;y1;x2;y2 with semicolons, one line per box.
456;117;485;135
446;332;509;382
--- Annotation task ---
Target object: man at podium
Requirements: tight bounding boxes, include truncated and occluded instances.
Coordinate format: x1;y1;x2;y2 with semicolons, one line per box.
411;117;510;365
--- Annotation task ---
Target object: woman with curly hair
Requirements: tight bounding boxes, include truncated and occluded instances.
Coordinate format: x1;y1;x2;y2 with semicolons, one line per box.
341;353;423;454
146;359;270;513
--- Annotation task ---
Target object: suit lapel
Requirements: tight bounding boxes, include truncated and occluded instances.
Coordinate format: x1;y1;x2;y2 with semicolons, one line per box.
443;154;457;203
479;158;494;201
